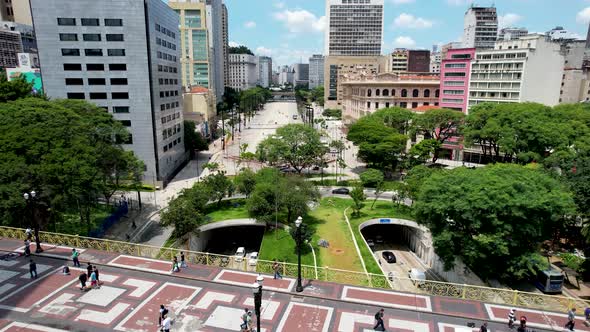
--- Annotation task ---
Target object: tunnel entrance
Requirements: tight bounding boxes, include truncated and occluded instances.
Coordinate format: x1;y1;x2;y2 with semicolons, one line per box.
202;225;265;256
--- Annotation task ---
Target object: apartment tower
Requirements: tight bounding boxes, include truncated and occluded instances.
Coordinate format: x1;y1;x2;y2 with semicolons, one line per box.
31;0;186;185
309;54;325;89
463;6;498;49
325;0;384;56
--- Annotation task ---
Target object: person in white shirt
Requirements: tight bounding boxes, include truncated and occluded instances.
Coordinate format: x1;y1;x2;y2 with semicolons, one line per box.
162;316;171;332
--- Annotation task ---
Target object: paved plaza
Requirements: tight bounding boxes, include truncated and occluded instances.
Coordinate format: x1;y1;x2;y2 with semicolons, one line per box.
0;238;584;332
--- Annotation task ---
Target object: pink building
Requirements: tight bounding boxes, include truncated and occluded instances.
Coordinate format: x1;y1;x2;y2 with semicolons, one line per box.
439;48;475;113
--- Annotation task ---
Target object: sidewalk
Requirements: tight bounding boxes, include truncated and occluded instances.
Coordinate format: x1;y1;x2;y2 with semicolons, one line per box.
0;237;582;332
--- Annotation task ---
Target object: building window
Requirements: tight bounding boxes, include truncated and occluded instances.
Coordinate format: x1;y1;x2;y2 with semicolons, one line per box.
63;63;82;71
108;49;125;56
184;9;201;28
119;120;131;127
155;24;160;31
67;92;85;99
400;102;407;108
57;18;76;26
81;18;99;26
424;89;430;98
443;89;463;95
104;19;123;26
412;89;419;98
382;89;389;97
59;33;78;41
375;102;379;109
435;89;440;98
110;78;128;85
109;63;126;71
113;106;129;113
445;72;466;77
385;102;390;108
376;89;380;96
65;78;83;85
112;92;129;99
90;92;107;99
411;102;418;108
88;78;106;85
401;89;407;97
367;89;372;97
106;34;124;42
367;101;370;108
84;49;103;56
444;63;466;69
83;34;101;41
86;63;104;71
61;48;80;56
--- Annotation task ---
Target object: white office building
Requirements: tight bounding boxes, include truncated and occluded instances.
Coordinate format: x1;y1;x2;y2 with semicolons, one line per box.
309;54;324;89
463;6;498;49
430;52;441;73
278;65;294;85
205;0;226;100
228;53;258;91
546;26;580;41
498;27;528;41
257;56;272;88
31;0;186;185
325;0;384;56
468;35;566;109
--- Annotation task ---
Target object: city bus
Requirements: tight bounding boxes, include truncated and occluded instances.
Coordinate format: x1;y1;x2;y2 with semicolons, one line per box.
534;269;564;294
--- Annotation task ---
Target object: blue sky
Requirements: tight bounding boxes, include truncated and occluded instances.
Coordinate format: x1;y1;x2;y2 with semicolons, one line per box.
224;0;590;68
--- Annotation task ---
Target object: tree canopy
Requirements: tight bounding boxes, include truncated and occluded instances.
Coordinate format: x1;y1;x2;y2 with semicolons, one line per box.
413;164;575;280
229;45;254;55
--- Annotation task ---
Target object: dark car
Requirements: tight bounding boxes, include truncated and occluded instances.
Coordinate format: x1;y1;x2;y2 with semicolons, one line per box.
382;251;396;263
332;187;350;195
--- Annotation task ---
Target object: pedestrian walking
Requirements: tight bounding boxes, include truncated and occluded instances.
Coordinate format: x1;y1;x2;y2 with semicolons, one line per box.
479;322;488;332
93;266;101;288
25;228;32;240
24;239;31;257
71;249;80;267
62;265;70;275
78;272;87;291
374;308;386;331
89;269;98;289
508;309;516;328
171;256;179;272
585;307;590;321
162;315;171;332
272;259;282;279
29;259;37;279
86;263;93;278
158;304;169;328
566;308;576;331
180;252;187;268
240;308;249;331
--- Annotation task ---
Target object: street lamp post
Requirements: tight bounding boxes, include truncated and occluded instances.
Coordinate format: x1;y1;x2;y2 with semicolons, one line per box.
23;191;43;253
252;275;264;332
295;216;304;292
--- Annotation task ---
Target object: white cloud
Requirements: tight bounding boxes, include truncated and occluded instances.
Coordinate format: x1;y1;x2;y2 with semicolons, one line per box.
577;7;590;24
273;1;285;9
272;9;326;34
446;0;473;5
256;46;272;56
393;36;416;48
244;21;256;28
228;41;241;47
498;13;523;28
391;0;415;4
393;13;433;29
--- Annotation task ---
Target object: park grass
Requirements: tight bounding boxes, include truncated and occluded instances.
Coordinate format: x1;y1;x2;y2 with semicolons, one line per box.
258;228;315;266
308;198;364;272
57;204;115;236
204;199;249;222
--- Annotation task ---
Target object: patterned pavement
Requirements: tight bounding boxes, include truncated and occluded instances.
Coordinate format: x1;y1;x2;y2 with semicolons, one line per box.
0;238;584;332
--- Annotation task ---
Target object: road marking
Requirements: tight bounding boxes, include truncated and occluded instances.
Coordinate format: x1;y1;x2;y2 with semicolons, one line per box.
203;306;268;332
276;302;333;332
122;278;156;297
77;286;126;307
0;269;19;283
438;323;483;332
341;286;432;312
243;297;281;320
194;291;234;309
0;322;68;332
213;270;296;292
38;293;77;316
19;263;53;278
337;312;373;332
76;302;130;325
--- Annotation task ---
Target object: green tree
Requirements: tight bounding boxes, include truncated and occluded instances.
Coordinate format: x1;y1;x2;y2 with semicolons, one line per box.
184;121;208;159
234;168;257;198
256;124;326;173
349;185;366;216
229;45;254;55
160;183;210;238
203;172;234;207
322;109;342;119
289;221;315;254
404;165;439;202
407;139;442;167
412;109;464;163
414;164;575;280
0;75;40;103
360;169;384;188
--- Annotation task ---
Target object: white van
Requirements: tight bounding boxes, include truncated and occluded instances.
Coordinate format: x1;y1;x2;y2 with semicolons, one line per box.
408;268;426;287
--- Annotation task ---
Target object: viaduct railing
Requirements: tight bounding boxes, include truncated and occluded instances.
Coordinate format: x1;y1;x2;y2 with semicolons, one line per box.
0;226;587;314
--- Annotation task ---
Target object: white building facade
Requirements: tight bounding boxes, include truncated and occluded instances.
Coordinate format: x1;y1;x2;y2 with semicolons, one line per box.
31;0;186;184
325;0;384;56
498;27;528;41
463;6;498;49
430;52;441;73
257;56;272;88
228;53;258;91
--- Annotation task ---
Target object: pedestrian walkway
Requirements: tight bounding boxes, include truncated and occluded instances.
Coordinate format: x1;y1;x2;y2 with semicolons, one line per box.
0;237;585;332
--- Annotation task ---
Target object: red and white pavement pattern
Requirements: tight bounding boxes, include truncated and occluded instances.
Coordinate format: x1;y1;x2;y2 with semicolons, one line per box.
0;247;577;332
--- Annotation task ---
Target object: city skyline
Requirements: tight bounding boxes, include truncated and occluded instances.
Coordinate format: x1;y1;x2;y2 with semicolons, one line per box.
225;0;590;66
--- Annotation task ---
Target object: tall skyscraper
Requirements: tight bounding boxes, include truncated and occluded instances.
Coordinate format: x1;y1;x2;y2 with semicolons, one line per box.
31;0;186;184
257;56;272;88
309;54;325;89
169;1;211;90
325;0;384;56
293;63;309;88
205;0;225;101
462;6;498;49
221;3;229;89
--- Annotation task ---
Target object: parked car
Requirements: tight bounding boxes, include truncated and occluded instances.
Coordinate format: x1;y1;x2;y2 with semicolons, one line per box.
408;268;426;286
366;239;375;248
248;252;258;266
382;251;396;263
375;235;384;244
332;187;350;195
235;247;246;262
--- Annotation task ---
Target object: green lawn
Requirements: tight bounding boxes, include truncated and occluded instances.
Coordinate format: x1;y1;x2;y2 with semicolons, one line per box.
57;204;115;236
204;199;249;222
258;228;315;266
